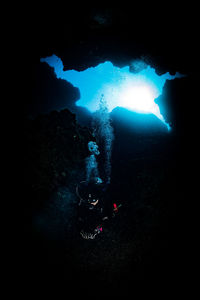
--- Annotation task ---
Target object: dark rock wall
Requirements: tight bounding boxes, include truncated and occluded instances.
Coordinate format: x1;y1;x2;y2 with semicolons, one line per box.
24;109;93;212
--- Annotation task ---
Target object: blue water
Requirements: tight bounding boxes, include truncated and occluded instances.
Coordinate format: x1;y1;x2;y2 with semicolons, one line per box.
41;55;185;130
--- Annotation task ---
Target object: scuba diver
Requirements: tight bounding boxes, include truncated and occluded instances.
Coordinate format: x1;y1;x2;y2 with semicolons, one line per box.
76;177;112;239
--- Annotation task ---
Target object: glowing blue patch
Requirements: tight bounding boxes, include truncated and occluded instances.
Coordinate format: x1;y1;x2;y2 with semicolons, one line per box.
88;141;100;155
41;55;185;130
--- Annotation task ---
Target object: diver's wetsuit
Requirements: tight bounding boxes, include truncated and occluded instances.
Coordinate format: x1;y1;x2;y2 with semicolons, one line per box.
76;181;111;237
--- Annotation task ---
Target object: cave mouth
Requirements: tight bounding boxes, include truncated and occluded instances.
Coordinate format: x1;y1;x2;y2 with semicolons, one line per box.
41;55;185;131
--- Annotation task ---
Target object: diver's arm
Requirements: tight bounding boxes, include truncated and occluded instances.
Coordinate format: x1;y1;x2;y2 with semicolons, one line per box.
76;185;81;199
76;184;84;206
